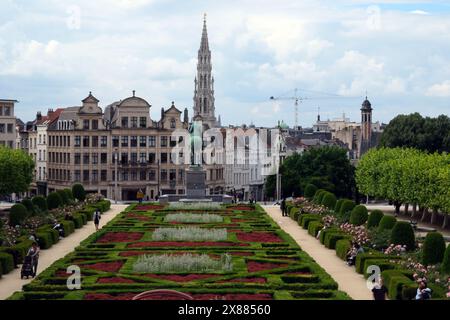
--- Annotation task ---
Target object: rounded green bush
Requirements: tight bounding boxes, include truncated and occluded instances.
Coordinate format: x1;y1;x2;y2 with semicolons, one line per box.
422;232;446;266
57;189;69;205
367;210;384;229
316;190;328;204
339;200;355;215
349;205;368;226
47;192;63;210
72;184;86;201
64;188;74;201
442;244;450;273
321;192;337;210
9;204;29;226
378;215;397;232
21;199;34;214
32;195;47;211
304;184;318;200
312;189;325;204
390;221;415;250
334;199;345;213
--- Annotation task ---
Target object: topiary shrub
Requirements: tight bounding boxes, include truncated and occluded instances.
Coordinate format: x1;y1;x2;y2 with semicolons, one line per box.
390;221;415;251
32;196;47;212
442;244;450;274
321;192;337;210
300;214;321;230
64;188;74;201
337;199;355;222
378;215;397;232
9;204;29;226
61;220;75;236
47;192;63;210
367;210;384;229
72;183;86;201
308;220;324;237
57;189;69;205
36;231;54;249
313;189;326;204
422;232;446;266
0;252;14;275
324;232;351;249
21;199;34;215
335;239;352;260
334;199;344;214
316;191;328;205
349;205;368;226
289;207;300;221
304;184;318;200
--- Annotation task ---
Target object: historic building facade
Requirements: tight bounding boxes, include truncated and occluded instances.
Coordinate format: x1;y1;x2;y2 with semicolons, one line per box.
0;99;18;148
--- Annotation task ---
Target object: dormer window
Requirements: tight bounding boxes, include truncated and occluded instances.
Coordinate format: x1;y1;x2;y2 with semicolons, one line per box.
170;118;176;129
83;119;90;130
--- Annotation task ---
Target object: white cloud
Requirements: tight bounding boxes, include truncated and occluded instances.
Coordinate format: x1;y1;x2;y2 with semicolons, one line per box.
426;81;450;97
409;10;430;15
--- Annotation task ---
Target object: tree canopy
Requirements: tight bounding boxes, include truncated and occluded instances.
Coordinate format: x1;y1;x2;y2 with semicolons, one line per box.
265;146;355;199
380;113;450;153
0;147;35;197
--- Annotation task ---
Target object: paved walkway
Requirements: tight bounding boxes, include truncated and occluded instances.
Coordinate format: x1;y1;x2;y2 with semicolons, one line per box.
0;204;127;300
263;205;373;300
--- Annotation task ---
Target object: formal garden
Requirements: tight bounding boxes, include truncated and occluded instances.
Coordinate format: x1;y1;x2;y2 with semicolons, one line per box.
0;184;111;278
284;185;450;300
6;202;350;300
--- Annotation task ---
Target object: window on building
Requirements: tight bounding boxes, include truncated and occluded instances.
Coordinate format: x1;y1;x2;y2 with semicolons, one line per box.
83;170;89;182
92;119;98;130
169;169;176;181
140;170;146;180
74;153;81;164
131;171;137;181
92;170;98;182
130;152;137;164
92;153;98;164
75;170;81;181
121;117;128;128
121;136;128;147
121;171;128;181
83;153;90;164
121;153;128;164
112;136;119;147
148;153;156;164
139;152;146;163
130;136;137;147
4;106;11;116
140;117;147;128
161;153;168;164
178;169;184;182
131;117;138;128
83;119;90;130
75;136;81;147
149;170;156;181
101;153;107;164
101;136;107;147
101;170;107;181
161;136;168;147
170;118;176;128
92;136;98;147
139;136;146;147
83;136;89;147
148;136;156;147
170;137;177;147
161;169;167;181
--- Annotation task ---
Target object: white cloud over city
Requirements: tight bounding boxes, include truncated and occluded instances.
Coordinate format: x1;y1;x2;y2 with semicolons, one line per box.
0;0;449;127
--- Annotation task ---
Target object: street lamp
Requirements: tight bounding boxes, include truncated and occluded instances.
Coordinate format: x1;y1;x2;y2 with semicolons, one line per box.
114;147;118;204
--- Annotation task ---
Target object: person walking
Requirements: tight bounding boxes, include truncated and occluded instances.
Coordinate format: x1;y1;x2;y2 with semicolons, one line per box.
280;198;286;217
27;242;40;277
137;189;144;204
93;209;101;231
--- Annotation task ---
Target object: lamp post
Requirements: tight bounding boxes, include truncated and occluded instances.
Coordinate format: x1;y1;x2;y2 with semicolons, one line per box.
114;147;118;204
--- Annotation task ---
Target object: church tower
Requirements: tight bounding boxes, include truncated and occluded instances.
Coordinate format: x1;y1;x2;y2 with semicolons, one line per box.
360;96;373;156
193;15;218;129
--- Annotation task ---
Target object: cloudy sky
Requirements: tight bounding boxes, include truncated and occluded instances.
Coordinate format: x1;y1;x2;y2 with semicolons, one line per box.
1;0;450;127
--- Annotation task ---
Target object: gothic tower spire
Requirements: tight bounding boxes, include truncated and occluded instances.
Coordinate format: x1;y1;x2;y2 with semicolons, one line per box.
193;14;217;128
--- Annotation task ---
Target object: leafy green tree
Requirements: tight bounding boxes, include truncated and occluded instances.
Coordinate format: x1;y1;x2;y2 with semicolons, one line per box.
72;184;86;201
47;192;63;210
0;147;34;197
9;203;29;226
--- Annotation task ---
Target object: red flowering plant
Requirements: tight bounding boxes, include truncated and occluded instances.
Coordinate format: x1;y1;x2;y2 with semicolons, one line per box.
339;222;370;246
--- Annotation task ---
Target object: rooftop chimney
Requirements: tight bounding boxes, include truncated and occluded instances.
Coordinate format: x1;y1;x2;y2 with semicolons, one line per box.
36;111;42;120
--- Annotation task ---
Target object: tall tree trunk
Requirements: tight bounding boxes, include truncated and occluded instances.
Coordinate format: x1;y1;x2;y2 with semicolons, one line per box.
404;203;409;216
442;214;449;229
421;207;429;222
412;204;417;218
430;208;438;225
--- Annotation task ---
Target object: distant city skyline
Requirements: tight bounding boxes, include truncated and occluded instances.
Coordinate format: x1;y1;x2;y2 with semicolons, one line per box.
1;0;450;127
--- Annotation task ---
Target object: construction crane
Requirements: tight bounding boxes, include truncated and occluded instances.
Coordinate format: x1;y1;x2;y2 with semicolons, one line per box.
270;88;349;129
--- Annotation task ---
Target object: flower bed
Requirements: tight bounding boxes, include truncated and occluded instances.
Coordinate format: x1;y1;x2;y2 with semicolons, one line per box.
97;277;136;284
236;232;282;243
84;261;124;272
128;241;249;248
97;232;144;243
247;261;288;272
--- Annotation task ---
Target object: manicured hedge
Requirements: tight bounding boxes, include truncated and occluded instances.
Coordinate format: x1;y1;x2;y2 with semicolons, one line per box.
36;231;54;250
289;207;300;221
319;227;340;244
308;221;324;237
21;199;34;214
71;215;84;229
390;221;415;251
321;192;337;210
304;184;318;200
338;200;355;222
355;253;402;274
334;199;345;214
32;196;47;211
442;244;450;273
349;205;368;226
300;214;321;230
378;215;397;232
9;239;33;264
47;192;63;210
422;232;446;265
324;232;351;250
61;220;75;236
313;189;326;204
37;226;59;244
367;210;384;229
363;259;399;279
0;252;14;275
9;204;29;226
382;270;415;300
335;239;352;260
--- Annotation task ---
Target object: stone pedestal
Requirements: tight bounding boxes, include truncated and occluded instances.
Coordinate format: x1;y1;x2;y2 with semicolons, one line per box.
185;165;206;199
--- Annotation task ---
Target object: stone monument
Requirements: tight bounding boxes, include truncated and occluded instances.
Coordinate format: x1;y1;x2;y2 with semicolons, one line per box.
185;119;207;199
